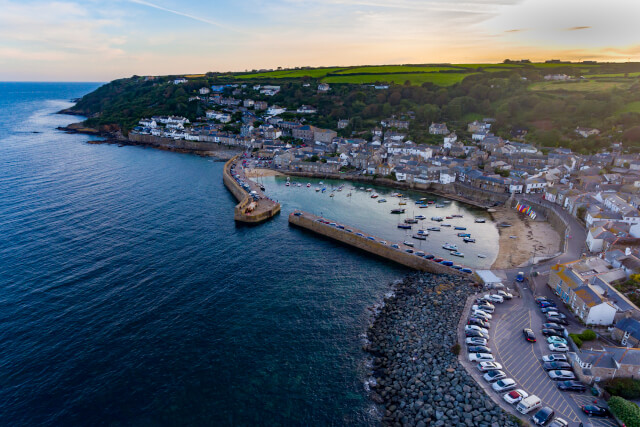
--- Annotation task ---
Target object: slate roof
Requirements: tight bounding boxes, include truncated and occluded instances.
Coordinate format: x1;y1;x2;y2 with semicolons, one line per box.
615;318;640;341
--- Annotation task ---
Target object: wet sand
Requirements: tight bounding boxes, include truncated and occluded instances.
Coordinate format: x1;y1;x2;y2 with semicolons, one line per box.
244;168;285;178
490;206;561;269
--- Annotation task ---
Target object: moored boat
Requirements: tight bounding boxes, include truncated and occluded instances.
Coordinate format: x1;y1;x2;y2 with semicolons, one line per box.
452;214;463;218
463;237;476;243
454;226;467;230
427;226;440;231
477;254;487;258
475;218;486;223
307;183;311;187
415;215;426;220
404;218;418;224
371;193;379;198
378;198;387;203
398;224;412;229
441;224;451;227
431;216;443;221
457;233;471;237
403;241;415;247
442;243;458;251
391;208;406;214
451;251;464;257
435;204;445;208
412;234;427;240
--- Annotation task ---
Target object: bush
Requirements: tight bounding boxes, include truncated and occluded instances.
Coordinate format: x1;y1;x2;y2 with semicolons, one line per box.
608;396;640;427
451;343;461;355
569;333;583;348
578;329;597;341
604;377;640;399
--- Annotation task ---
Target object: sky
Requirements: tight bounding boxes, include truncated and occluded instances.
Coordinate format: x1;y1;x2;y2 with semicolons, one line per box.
0;0;639;81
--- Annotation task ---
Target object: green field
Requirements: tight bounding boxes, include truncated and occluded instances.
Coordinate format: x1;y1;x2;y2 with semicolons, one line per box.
452;63;523;69
333;65;459;74
586;72;640;78
618;101;640;114
529;79;632;93
321;72;473;86
527;63;596;69
236;67;345;79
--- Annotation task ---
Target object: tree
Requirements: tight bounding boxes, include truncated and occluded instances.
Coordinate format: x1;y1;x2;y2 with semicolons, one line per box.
608;396;640;427
577;206;587;221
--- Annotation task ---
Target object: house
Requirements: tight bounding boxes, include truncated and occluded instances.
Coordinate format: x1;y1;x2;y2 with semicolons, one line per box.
317;83;330;92
439;169;456;184
572;346;640;382
173;77;188;84
429;122;449;135
267;105;286;116
613;318;640;347
260;85;281;96
524;177;547;193
199;87;211;95
381;118;410;129
443;132;457;147
243;99;255;108
586;226;616;252
254;101;268;110
576;127;600;138
544;74;570;81
337;119;350;129
296;105;317;114
467;120;489;133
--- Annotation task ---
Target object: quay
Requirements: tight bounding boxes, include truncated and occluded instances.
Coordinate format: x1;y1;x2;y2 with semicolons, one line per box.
288;210;472;276
223;155;281;223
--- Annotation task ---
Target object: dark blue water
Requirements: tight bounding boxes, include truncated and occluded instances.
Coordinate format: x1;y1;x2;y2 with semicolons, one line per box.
0;83;406;426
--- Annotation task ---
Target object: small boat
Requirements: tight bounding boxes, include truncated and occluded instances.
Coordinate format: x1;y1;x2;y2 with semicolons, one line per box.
452;214;463;218
427;226;440;232
477;254;487;258
427;201;435;205
398;201;407;205
371;193;379;198
396;194;403;197
359;187;365;190
497;223;512;228
443;200;452;204
451;251;464;257
378;198;387;203
457;233;471;237
419;204;428;209
420;198;427;201
475;218;486;223
285;182;290;187
315;187;321;192
463;237;476;243
391;208;406;214
319;181;324;185
286;177;291;182
321;187;326;193
416;229;429;236
415;215;426;220
404;218;418;224
446;216;453;219
454;226;467;230
297;183;302;187
330;193;335;197
441;224;452;227
366;188;373;192
307;183;311;187
391;192;399;197
337;187;343;192
398;224;412;229
260;185;265;191
403;241;414;247
443;243;458;251
412;234;427;240
431;216;443;221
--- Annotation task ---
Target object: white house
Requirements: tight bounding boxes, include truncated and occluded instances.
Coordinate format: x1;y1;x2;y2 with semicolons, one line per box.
439;169;456;184
199;87;211;95
524;177;547;193
266;106;286;116
296;105;317;114
318;83;330;92
173;78;188;84
139;119;157;128
443;132;457;148
586;227;615;252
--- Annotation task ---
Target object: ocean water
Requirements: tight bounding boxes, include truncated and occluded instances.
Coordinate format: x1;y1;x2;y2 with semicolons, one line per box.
0;83;409;426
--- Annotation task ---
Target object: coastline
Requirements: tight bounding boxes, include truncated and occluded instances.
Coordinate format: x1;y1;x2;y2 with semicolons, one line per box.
364;272;519;426
244;167;285;177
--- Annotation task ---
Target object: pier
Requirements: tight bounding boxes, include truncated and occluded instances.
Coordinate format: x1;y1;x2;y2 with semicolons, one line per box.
223;155;281;223
288;211;472;276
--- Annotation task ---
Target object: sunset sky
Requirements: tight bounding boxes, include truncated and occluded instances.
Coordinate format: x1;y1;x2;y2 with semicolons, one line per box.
1;0;639;81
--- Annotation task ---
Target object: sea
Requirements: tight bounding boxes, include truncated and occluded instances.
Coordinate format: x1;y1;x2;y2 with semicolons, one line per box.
0;82;498;426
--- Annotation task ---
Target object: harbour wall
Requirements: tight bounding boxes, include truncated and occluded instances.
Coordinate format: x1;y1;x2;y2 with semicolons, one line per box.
513;198;568;255
128;133;241;159
223;156;281;224
288;212;469;276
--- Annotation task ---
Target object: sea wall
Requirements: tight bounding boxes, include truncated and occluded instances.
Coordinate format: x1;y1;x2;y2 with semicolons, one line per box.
288;212;468;276
129;133;240;159
514;198;568;254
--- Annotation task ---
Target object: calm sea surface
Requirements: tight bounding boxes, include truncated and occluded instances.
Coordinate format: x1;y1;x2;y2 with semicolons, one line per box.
0;83;498;426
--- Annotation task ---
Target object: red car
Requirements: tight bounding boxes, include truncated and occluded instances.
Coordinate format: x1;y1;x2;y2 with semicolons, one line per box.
433;258;443;263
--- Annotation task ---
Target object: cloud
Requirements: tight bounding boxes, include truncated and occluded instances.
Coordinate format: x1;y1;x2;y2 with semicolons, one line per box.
504;28;526;33
566;26;591;31
128;0;241;33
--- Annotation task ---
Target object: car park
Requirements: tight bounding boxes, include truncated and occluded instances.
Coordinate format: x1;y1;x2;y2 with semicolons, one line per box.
547;336;567;345
503;389;528;404
531;407;555;426
548;343;569;352
468;345;492;354
542;328;563;337
548;370;575;380
465;325;489;335
483;370;506;382
557;380;587;392
465;330;489;340
542;354;567;363
542;361;572;371
492;378;516;392
477;361;502;372
466;337;487;346
547;418;568;427
581;405;610;417
523;328;537;342
469;353;495;362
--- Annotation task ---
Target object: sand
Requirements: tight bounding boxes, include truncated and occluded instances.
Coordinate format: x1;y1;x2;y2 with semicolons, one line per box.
244;168;285;178
490;206;561;270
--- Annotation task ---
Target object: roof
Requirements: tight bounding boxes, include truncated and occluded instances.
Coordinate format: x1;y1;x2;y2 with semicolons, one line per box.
580;346;640;369
615;317;640;341
573;286;604;308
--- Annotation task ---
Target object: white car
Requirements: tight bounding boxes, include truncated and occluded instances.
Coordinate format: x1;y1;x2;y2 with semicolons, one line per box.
477;361;502;372
548;370;575;380
466;337;488;346
469;353;495;362
485;294;504;303
472;304;494;314
548;418;568;427
503;389;528;404
497;290;513;300
472;310;492;320
542;354;567;363
465;325;489;335
483;370;506;382
549;343;569;352
492;378;516;392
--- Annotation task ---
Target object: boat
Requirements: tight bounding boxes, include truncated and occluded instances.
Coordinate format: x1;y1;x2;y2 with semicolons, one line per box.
391;208;406;214
378;198;387;203
452;214;463;218
419;204;429;209
404;218;418;224
457;233;471;237
366;188;373;192
415;215;426;220
446;216;453;219
451;251;464;257
435;204;445;208
319;181;324;185
412;234;427;240
330;193;335;197
431;216;443;221
371;193;379;198
441;224;452;227
416;229;428;235
443;200;452;204
427;226;440;231
315;187;321;192
454;226;467;230
359;187;365;190
391;192;399;197
477;254;487;258
346;192;352;197
398;201;407;205
337;187;343;192
427;201;435;205
497;222;512;228
403;241;415;247
297;183;302;187
398;224;412;229
321;187;326;193
442;243;458;251
420;198;427;201
285;182;290;187
463;237;476;243
475;218;486;223
307;183;311;187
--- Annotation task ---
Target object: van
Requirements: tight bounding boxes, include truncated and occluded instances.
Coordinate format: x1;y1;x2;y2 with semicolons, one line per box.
517;395;542;414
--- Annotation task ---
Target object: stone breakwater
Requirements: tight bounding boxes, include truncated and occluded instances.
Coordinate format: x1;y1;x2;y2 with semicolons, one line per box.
365;273;518;427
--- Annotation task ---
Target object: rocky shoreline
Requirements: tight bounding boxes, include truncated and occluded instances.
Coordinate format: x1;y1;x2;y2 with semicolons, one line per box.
364;273;519;427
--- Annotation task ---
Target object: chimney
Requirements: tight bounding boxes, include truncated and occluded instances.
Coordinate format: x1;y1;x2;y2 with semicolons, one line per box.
626;247;632;256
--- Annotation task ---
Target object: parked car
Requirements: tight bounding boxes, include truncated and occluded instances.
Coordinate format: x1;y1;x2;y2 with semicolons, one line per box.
541;307;559;314
523;328;537;342
465;330;489;340
469;353;495;362
468;318;490;328
532;407;555;426
542;328;563;337
497;290;513;299
548;343;569;352
485;294;504;303
477;361;502;372
542;354;567;363
465;325;489;335
468;345;492;354
471;310;492;320
483;370;506;382
503;389;528;404
548;370;575;381
535;296;548;303
546;316;568;325
466;337;487;346
543;323;564;331
581;405;610;417
472;304;495;313
557;380;587;392
492;378;516;392
547;336;567;345
542;361;572;371
540;301;557;308
547;418;568;427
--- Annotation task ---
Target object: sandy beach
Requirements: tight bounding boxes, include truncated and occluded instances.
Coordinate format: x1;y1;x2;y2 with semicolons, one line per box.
244;168;285;178
490;206;561;269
